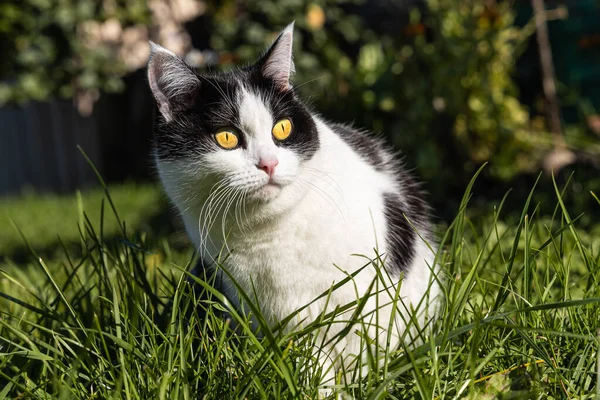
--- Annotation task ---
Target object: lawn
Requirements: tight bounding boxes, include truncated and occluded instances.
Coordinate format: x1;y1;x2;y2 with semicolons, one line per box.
0;172;599;399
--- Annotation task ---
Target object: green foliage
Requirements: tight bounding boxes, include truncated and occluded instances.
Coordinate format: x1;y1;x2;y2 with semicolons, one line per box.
0;0;150;105
0;177;599;398
206;0;552;192
409;0;543;180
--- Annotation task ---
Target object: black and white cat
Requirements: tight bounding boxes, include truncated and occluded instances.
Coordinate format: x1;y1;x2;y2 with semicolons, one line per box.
147;22;439;388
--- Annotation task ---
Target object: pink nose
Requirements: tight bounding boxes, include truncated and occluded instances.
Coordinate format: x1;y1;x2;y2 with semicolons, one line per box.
257;158;279;177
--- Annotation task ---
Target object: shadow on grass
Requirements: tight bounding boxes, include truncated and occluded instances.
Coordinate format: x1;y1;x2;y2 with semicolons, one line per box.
1;186;190;267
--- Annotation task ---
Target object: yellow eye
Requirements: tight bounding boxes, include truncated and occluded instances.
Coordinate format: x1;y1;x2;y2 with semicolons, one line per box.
272;118;293;141
215;130;239;149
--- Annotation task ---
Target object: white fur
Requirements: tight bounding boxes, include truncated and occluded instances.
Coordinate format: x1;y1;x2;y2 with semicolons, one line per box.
156;86;440;388
262;22;295;90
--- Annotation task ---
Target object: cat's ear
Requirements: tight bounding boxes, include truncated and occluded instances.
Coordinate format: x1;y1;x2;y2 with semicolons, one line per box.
147;42;200;122
257;22;295;92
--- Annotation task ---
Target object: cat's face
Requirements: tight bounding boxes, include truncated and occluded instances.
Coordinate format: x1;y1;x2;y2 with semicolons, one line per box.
148;23;319;222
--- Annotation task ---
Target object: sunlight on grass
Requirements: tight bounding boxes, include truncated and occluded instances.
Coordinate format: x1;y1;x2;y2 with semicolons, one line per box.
0;173;599;399
0;183;168;261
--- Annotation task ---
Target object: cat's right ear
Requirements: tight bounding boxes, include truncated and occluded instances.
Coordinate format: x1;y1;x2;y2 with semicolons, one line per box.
147;42;200;122
257;22;295;92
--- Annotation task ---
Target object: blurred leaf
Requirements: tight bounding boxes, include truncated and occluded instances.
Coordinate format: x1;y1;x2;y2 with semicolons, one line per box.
0;0;150;106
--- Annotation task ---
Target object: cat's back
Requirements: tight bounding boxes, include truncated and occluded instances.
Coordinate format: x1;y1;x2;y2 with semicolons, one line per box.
313;118;433;274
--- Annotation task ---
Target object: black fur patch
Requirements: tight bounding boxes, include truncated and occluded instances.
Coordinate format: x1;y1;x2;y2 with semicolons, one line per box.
330;123;386;170
383;193;417;273
153;67;319;162
331;123;431;275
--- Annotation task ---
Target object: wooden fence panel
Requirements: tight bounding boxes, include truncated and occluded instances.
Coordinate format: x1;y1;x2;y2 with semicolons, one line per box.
0;100;103;195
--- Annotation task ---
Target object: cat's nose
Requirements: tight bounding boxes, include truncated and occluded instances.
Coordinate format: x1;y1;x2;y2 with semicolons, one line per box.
257;158;279;178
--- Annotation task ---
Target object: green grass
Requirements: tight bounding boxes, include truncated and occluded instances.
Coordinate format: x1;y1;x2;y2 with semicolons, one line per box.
1;173;599;399
0;183;183;262
0;183;194;273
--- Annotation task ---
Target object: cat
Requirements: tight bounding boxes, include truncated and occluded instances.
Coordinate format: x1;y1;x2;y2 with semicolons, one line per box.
147;22;440;391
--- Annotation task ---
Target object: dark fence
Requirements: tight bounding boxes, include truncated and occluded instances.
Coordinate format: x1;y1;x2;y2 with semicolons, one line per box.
0;100;103;195
0;70;155;196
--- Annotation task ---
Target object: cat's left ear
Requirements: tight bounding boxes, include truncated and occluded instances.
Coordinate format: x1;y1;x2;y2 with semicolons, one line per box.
257;22;295;92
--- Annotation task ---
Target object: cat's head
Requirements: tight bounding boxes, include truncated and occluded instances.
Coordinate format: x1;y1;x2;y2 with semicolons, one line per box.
147;23;320;223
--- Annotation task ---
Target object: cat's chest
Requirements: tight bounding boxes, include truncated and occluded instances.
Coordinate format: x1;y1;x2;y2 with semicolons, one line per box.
230;211;357;277
217;202;384;318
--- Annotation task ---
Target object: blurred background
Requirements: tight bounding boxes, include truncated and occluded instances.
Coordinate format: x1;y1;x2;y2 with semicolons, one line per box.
1;0;599;265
